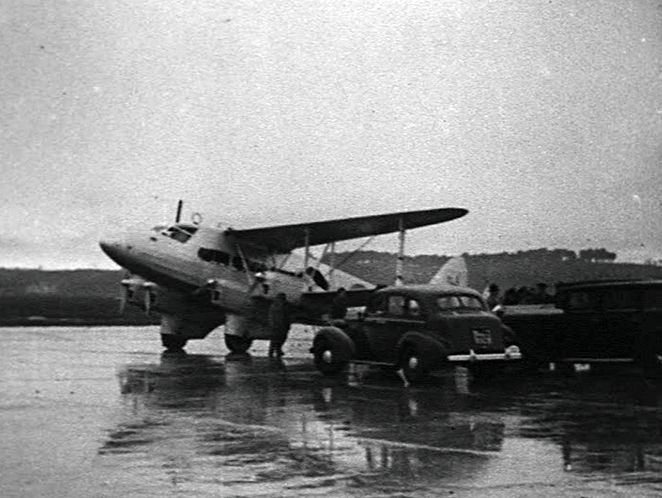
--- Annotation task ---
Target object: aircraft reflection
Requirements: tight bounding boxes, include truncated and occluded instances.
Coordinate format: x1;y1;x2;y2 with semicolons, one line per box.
103;354;662;493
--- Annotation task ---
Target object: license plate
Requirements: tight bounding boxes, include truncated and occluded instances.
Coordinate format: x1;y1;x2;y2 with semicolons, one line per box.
472;329;492;346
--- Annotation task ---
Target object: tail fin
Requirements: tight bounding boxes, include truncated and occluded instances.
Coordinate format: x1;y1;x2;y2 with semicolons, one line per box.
429;256;468;287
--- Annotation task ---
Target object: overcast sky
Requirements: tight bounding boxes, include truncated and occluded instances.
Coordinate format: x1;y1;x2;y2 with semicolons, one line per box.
2;0;661;269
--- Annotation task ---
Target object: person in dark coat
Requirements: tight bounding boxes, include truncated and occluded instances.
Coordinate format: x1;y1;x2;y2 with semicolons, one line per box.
486;283;501;310
268;293;290;357
330;287;348;320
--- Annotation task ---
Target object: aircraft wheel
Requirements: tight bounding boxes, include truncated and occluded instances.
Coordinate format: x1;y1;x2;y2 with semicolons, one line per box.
161;334;188;350
399;345;429;384
224;334;253;354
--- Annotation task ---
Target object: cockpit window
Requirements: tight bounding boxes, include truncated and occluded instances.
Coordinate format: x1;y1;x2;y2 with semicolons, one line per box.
163;224;198;243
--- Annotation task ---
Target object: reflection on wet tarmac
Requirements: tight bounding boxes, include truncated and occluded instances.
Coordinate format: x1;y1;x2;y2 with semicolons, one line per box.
107;350;662;496
4;327;662;497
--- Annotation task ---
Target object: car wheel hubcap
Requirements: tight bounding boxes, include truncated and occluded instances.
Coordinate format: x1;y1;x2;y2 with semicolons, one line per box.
408;356;419;370
322;350;333;363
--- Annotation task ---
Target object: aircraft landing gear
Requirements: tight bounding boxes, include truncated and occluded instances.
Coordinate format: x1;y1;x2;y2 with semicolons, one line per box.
161;334;188;351
224;334;253;354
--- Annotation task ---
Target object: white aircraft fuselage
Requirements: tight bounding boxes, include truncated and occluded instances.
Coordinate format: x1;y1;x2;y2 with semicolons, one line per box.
99;206;468;352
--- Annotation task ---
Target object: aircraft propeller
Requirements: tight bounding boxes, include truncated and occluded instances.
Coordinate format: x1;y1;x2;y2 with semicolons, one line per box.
144;288;152;314
119;285;128;314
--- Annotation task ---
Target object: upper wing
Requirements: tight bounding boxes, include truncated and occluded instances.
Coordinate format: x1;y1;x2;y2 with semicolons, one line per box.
230;207;468;253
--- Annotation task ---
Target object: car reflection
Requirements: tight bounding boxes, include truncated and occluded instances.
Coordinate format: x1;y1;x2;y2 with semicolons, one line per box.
104;352;662;492
104;353;509;488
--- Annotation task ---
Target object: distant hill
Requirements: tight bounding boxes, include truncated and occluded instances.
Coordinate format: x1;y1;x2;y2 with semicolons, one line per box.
0;269;125;297
322;249;662;291
2;248;662;299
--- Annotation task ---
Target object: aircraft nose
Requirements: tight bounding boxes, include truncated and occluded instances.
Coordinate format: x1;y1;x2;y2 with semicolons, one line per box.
99;233;126;263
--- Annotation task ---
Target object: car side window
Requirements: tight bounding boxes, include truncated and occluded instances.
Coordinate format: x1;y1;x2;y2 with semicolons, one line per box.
367;295;387;315
644;289;662;310
387;295;405;316
406;299;422;318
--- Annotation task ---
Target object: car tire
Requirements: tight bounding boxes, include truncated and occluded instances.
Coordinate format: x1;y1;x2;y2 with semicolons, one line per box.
312;328;354;376
224;334;253;354
399;345;429;384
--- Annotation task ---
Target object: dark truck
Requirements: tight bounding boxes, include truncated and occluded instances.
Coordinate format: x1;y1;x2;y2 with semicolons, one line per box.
310;284;521;383
498;280;662;376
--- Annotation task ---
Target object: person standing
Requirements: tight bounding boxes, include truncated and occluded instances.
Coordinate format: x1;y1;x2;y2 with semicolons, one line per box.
330;287;348;320
268;293;290;357
486;283;501;310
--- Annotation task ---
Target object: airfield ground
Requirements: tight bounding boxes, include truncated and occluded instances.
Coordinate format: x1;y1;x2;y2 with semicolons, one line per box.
2;325;662;497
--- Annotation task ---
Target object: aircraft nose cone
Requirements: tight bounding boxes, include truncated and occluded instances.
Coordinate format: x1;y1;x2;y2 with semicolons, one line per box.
99;233;126;263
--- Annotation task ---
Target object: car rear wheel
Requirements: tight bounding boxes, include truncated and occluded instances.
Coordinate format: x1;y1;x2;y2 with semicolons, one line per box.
399;346;429;384
224;334;253;354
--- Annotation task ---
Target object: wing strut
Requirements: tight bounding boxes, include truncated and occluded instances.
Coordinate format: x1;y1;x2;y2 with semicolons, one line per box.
303;228;310;269
395;216;406;286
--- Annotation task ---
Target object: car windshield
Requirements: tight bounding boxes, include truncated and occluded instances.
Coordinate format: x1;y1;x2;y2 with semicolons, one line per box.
436;295;484;311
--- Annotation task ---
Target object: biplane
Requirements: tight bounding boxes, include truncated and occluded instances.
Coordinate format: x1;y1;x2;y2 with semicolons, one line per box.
99;203;467;352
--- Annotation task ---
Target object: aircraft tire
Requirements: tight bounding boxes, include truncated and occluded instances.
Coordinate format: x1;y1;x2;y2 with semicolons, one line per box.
161;334;188;351
312;327;354;376
224;334;253;354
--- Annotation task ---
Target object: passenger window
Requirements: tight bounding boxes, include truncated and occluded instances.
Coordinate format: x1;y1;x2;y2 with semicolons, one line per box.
232;256;244;271
197;248;230;265
406;299;422;318
603;289;639;310
367;295;386;315
198;248;213;262
437;296;460;310
567;291;594;310
214;251;230;265
387;295;405;316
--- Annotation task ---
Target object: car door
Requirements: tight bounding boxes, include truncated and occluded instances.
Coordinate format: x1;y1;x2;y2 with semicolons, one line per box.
363;293;425;364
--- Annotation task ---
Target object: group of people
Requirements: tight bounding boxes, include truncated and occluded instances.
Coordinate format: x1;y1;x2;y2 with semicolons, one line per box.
486;282;555;309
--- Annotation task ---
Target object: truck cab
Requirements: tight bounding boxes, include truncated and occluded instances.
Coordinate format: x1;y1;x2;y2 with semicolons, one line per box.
500;280;662;375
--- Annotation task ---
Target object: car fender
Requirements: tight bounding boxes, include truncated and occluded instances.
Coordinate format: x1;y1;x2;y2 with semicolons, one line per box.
397;331;447;367
312;326;356;363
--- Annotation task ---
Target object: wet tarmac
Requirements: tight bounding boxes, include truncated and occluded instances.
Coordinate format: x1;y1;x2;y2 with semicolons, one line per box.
2;326;662;497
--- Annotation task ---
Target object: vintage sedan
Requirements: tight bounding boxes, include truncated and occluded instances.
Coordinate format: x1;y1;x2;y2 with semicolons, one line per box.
310;284;521;383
